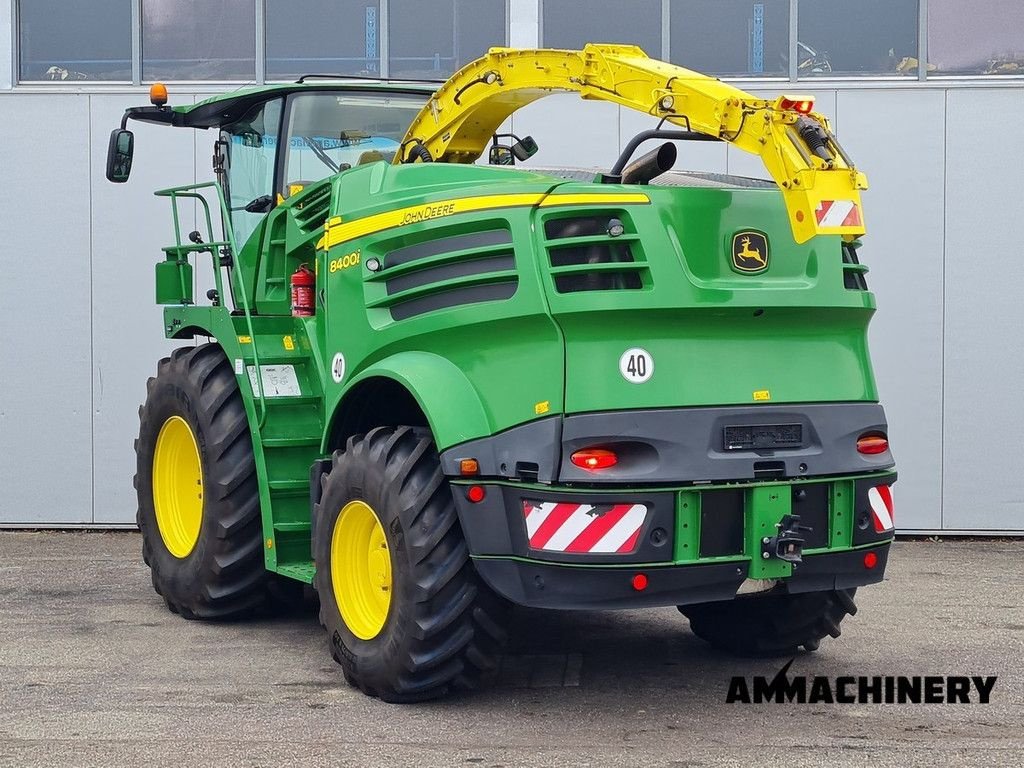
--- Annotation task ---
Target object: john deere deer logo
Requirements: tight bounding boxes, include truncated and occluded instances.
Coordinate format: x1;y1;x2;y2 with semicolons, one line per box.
731;231;770;274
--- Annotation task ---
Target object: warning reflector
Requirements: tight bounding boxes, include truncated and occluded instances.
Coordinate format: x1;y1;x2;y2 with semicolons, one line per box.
523;501;648;554
868;485;894;533
815;200;862;228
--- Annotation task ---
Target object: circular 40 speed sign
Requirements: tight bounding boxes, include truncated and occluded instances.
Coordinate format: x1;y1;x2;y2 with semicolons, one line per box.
619;348;654;383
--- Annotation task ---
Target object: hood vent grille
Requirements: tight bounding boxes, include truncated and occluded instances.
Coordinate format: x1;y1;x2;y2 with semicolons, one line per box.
543;214;648;294
293;182;332;235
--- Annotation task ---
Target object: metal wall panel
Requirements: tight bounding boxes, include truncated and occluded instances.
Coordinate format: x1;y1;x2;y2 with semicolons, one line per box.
836;89;947;531
0;94;94;523
511;93;620;168
1;80;1022;531
508;0;539;48
943;89;1024;530
0;0;11;89
89;94;199;524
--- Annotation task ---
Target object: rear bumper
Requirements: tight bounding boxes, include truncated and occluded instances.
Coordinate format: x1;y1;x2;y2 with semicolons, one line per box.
440;402;894;485
473;542;890;610
452;471;896;609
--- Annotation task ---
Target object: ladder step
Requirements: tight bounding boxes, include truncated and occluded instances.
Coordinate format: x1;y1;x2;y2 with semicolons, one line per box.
276;560;316;584
273;521;311;533
268;479;309;495
262;436;322;448
258;394;321;406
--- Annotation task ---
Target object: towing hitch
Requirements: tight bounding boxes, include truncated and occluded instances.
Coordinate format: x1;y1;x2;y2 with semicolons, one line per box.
762;514;812;563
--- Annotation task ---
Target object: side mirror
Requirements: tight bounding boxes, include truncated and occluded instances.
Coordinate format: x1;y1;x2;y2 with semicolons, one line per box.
106;128;134;183
488;133;539;166
511;135;538;162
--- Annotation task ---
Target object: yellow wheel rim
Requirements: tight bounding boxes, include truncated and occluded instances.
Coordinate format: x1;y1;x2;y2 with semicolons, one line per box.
331;500;392;640
152;415;204;559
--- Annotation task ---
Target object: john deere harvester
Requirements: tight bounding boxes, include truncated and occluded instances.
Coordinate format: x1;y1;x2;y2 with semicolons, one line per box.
108;45;896;702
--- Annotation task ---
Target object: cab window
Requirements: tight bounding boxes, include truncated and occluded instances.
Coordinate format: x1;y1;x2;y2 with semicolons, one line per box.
221;98;283;247
281;91;425;197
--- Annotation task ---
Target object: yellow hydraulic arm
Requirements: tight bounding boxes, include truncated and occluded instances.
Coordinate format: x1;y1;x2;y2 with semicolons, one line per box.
397;44;868;244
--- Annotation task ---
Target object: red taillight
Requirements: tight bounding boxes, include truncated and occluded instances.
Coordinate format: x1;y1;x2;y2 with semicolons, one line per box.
778;96;815;114
857;434;889;455
466;485;486;503
863;551;878;569
570;448;618;471
631;573;648;591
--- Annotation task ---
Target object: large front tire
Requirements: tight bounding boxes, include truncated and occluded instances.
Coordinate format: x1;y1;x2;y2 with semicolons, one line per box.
313;426;508;702
135;344;267;619
680;588;858;657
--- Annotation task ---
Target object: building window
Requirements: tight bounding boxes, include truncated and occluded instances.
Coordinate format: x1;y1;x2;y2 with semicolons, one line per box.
142;0;256;81
267;1;381;80
542;0;662;58
19;1;1024;86
18;0;132;81
669;0;788;77
797;0;919;77
389;0;506;80
928;0;1024;76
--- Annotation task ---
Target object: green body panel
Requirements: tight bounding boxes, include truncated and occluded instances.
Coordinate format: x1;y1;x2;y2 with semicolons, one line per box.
747;486;794;580
341;352;492;450
155;258;192;305
830;480;856;549
317;163;569;447
146;90;889;583
540;184;878;413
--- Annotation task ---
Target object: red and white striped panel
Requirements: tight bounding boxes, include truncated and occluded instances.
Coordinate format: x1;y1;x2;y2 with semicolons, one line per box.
523;501;648;554
815;200;862;228
868;484;894;533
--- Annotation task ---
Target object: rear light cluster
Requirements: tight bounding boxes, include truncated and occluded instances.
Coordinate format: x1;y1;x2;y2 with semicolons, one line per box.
776;95;815;114
856;433;889;455
570;448;618;471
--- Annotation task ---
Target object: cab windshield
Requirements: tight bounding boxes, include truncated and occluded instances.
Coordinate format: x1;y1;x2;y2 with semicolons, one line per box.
221;89;426;247
281;91;426;194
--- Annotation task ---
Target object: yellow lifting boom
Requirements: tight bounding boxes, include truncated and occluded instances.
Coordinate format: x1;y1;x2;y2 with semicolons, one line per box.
397;44;868;244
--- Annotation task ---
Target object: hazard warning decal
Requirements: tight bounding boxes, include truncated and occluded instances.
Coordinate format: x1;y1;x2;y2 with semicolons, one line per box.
523;501;648;554
868;484;894;533
815;200;862;228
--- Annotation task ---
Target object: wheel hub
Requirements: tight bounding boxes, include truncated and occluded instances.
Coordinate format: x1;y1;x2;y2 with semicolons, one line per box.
331;500;393;640
152;415;204;558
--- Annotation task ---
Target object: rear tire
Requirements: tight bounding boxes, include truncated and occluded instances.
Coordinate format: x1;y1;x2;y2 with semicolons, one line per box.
680;588;857;657
313;426;508;702
135;344;267;619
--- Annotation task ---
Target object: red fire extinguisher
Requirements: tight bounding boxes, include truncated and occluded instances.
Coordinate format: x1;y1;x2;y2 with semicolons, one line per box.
291;264;315;317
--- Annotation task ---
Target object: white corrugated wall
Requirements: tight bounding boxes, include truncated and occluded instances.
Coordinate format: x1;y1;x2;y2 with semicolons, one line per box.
1;1;1022;532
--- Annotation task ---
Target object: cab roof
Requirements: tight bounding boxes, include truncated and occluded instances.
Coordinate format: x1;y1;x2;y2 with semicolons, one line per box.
125;80;436;130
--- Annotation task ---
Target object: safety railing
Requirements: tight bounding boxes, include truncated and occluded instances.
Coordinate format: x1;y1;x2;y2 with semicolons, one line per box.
154;181;267;425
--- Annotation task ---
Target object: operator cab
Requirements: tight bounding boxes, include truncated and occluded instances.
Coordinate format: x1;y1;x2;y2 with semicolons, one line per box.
219;89;426;247
106;81;429;248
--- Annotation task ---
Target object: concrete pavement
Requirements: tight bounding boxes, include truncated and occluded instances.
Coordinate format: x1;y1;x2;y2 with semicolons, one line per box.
0;532;1021;767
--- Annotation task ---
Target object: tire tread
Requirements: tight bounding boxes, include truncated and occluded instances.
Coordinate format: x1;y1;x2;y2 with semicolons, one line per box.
136;343;267;620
